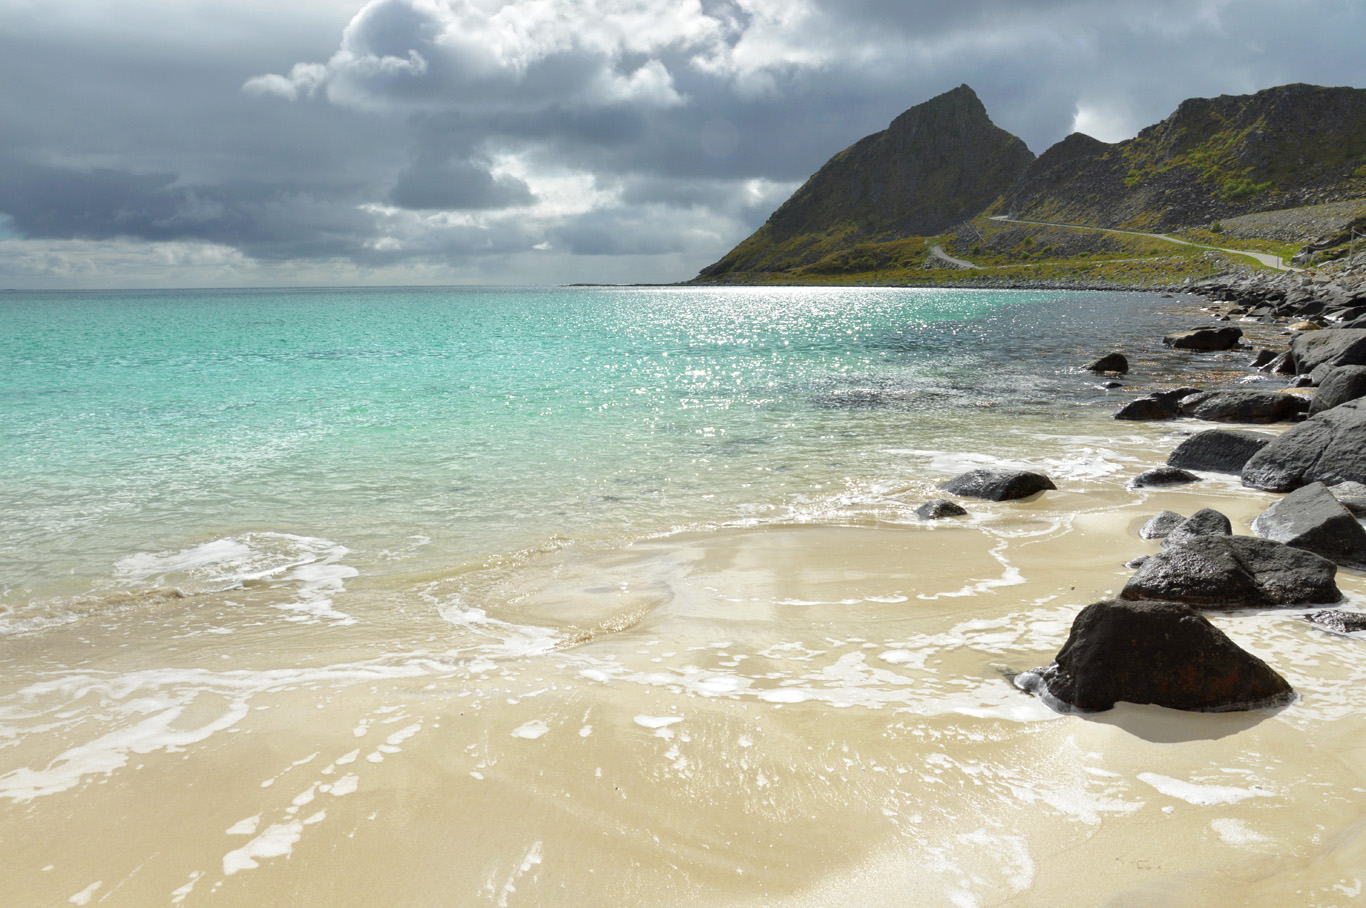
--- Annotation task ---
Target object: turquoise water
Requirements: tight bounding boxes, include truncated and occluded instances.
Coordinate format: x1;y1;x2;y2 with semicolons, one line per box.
1;285;1184;624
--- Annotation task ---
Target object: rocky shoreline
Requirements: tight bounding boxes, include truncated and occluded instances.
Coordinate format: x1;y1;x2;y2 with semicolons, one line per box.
929;252;1366;714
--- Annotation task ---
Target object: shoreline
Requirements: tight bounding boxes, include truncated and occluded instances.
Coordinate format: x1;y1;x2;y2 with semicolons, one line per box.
5;280;1366;907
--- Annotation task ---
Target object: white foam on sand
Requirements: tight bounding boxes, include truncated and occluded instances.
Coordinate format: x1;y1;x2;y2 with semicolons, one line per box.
68;881;101;905
511;720;549;739
222;820;305;875
1138;772;1270;806
1210;817;1272;847
633;715;683;729
112;532;358;625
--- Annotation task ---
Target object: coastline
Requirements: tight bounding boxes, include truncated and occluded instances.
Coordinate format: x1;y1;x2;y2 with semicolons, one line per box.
4;279;1366;906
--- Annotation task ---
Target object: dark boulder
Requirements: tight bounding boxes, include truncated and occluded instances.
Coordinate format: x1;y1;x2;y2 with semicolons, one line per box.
916;498;968;520
940;469;1056;501
1250;481;1366;568
1249;348;1279;369
1260;351;1297;375
1121;534;1341;608
1242;398;1366;491
1114;397;1175;420
1327;481;1366;516
1140;510;1184;540
1163;505;1240;540
1175;390;1308;423
1164;508;1233;545
1166;429;1270;474
1015;599;1294;713
1163;326;1243;351
1131;467;1200;488
1309;365;1366;414
1290;328;1366;375
1307;610;1366;634
1153;387;1203;408
1086;352;1129;374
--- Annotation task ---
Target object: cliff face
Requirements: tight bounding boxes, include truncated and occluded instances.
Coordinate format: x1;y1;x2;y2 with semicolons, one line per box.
1002;83;1366;230
698;85;1034;278
695;82;1366;282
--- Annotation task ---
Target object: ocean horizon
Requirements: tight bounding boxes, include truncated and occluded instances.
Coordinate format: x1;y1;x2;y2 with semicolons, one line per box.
3;285;1365;906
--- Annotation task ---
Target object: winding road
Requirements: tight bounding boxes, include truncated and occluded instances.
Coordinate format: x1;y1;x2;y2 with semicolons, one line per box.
987;215;1292;271
927;244;981;269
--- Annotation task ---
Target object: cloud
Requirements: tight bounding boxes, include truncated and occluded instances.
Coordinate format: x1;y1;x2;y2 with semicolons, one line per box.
2;0;1365;287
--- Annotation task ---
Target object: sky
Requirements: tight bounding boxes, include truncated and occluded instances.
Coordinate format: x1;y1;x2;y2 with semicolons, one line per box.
1;0;1363;289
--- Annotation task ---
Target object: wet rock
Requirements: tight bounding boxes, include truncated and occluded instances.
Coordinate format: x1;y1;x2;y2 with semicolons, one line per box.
1249;348;1279;369
1242;398;1366;491
1103;380;1124;389
1114;397;1176;420
1130;467;1200;489
1290;328;1366;375
1175;390;1308;423
1309;365;1366;414
1327;480;1366;516
1140;510;1184;540
1153;387;1203;408
1261;351;1297;375
1086;352;1129;374
940;469;1056;501
1163;326;1243;351
1120;535;1341;608
1288;321;1324;333
916;498;968;520
1016;599;1294;713
1125;556;1150;569
1166;428;1270;474
1307;610;1366;634
1250;482;1366;568
1164;508;1233;545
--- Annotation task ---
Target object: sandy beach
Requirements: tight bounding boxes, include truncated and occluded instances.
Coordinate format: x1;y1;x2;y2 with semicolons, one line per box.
3;285;1365;907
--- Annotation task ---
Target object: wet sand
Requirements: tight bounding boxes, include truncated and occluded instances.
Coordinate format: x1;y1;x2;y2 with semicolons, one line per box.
4;426;1366;907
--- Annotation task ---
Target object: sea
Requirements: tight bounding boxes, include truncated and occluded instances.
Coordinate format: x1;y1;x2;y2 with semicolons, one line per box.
1;285;1364;907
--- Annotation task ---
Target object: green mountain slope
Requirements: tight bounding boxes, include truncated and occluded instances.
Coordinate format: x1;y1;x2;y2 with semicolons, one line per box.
696;85;1034;280
1000;83;1366;230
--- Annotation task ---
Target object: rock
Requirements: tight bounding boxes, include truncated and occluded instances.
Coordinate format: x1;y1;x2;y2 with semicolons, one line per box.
1327;480;1366;516
1163;326;1243;351
916;498;968;520
1114;397;1175;420
1015;599;1294;713
1131;467;1200;488
1309;365;1366;414
1249;348;1279;369
1166;428;1270;474
1290;328;1366;375
1120;535;1340;608
1103;380;1124;389
1153;387;1203;408
1140;510;1184;540
1125;556;1150;569
1086;352;1129;374
1261;351;1297;375
940;469;1056;501
1306;610;1366;634
1288;321;1324;332
1175;390;1308;423
1250;482;1366;567
1242;398;1366;491
1164;508;1233;545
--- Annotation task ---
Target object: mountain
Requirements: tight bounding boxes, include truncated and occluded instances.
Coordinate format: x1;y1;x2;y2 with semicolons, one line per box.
696;85;1034;279
694;82;1366;282
1001;83;1366;230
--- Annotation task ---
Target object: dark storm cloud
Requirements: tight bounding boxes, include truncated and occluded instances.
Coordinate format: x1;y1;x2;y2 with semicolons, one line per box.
0;0;1363;286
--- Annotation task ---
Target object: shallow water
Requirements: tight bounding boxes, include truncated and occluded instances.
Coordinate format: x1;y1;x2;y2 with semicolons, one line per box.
1;286;1362;906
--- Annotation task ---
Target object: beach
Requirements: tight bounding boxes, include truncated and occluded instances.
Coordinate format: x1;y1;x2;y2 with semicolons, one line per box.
2;284;1365;906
